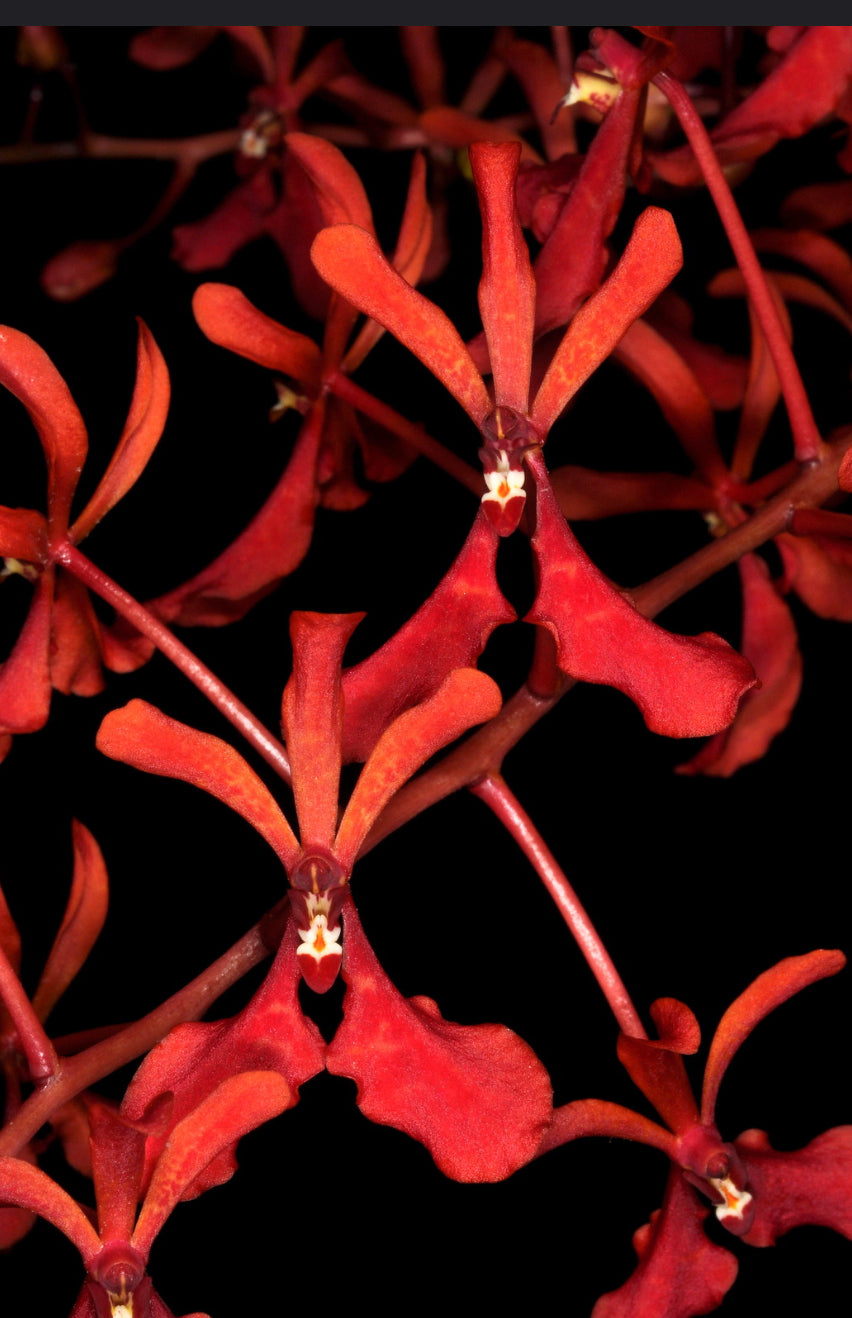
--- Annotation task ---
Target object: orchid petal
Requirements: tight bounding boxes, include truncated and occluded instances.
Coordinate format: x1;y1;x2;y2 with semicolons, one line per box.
498;36;577;160
753;227;852;313
526;459;756;738
48;571;106;697
281;612;363;850
335;668;502;872
311;225;490;426
782;179;852;231
776;531;852;621
285;132;375;236
538;1099;677;1159
0;505;47;561
549;466;715;521
96;699;301;871
593;1167;738;1318
678;554;803;778
0;1156;101;1261
326;903;552;1182
69;321;170;543
531;208;682;436
31;820;108;1023
40;239;122;303
701;950;846;1125
172;171;276;272
341;511;514;762
737;1126;852;1246
0;326;88;537
470;142;535;416
0;881;22;976
192;284;322;393
0;568;54;735
86;1098;147;1244
617;1001;701;1137
132;1072;291;1257
129;26;218;70
146;401;322;627
418;106;541;161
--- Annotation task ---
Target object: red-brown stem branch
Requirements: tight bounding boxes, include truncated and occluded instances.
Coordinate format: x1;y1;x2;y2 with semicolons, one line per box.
0;127;241;168
53;543;291;783
0;945;59;1082
362;429;852;848
654;70;823;465
328;371;484;496
471;774;646;1037
0;918;272;1158
789;507;852;538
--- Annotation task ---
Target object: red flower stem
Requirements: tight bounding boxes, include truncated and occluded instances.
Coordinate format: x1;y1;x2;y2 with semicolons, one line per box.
53;542;291;783
328;371;484;496
471;774;646;1038
654;69;823;465
363;428;852;849
0;127;241;168
0;914;274;1158
0;944;60;1082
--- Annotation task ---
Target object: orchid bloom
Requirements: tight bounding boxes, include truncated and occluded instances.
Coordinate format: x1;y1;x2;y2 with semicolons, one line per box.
0;1072;289;1317
95;610;552;1183
311;141;756;737
0;322;169;757
539;951;852;1317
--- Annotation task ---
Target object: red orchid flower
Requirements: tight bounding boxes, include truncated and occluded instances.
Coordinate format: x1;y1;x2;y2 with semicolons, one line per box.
0;321;169;756
141;136;431;632
539;950;851;1317
311;141;756;737
95;610;552;1183
0;1071;288;1317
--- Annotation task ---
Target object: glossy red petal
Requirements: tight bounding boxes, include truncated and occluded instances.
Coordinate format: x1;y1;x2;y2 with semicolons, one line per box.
172;171;276;272
470;142;535;416
70;321;170;543
132;1071;291;1257
531;208;682;436
31;820;108;1023
0;326;88;537
341;511;514;762
701;950;845;1126
737;1126;852;1246
192;283;322;391
326;903;552;1182
48;571;106;697
96;699;301;870
146;401;322;626
281;612;363;850
593;1167;738;1318
678;554;803;778
335;668;502;872
311;225;490;426
776;531;852;621
0;1156;101;1262
0;568;54;735
550;466;715;521
526;460;756;738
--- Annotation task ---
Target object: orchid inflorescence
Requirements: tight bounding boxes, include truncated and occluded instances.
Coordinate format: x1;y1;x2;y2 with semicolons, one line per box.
1;26;851;1317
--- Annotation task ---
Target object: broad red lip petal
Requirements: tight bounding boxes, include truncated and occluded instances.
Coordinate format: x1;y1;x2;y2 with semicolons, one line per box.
526;458;756;738
340;511;514;762
96;699;301;870
192;283;322;392
736;1126;852;1246
592;1166;738;1318
326;903;552;1182
311;224;491;426
0;326;88;538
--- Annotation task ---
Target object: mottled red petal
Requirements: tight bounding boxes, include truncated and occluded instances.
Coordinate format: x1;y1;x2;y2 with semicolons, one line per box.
470;142;535;416
335;668;502;872
341;511;514;762
281;612;363;850
593;1167;738;1318
531;208;682;436
285;132;375;235
700;950;845;1126
71;321;170;542
311;225;490;426
678;554;803;778
737;1126;852;1246
0;326;88;536
0;568;54;734
326;903;552;1182
96;699;301;870
526;459;756;738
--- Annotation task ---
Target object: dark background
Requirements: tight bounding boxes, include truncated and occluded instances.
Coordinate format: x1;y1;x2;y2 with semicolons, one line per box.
1;28;849;1317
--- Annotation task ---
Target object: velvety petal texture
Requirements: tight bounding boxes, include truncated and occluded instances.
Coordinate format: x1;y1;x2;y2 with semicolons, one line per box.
737;1126;852;1246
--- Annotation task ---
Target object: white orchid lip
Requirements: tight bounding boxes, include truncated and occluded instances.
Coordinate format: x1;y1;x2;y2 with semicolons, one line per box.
481;449;526;509
709;1174;754;1224
296;892;343;966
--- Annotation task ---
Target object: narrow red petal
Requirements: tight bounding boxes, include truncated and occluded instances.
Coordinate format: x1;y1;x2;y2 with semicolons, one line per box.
192;283;322;392
70;321;170;542
48;571;105;697
737;1126;852;1246
311;225;490;426
341;511;514;762
326;903;552;1182
172;171;276;272
96;699;301;870
285;131;375;235
777;531;852;621
701;950;845;1125
334;668;502;872
0;568;54;735
470;141;535;416
538;1099;677;1159
32;820;108;1022
531;207;682;436
526;460;756;738
281;611;363;850
0;506;47;561
129;26;217;70
86;1098;146;1244
0;1156;101;1262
